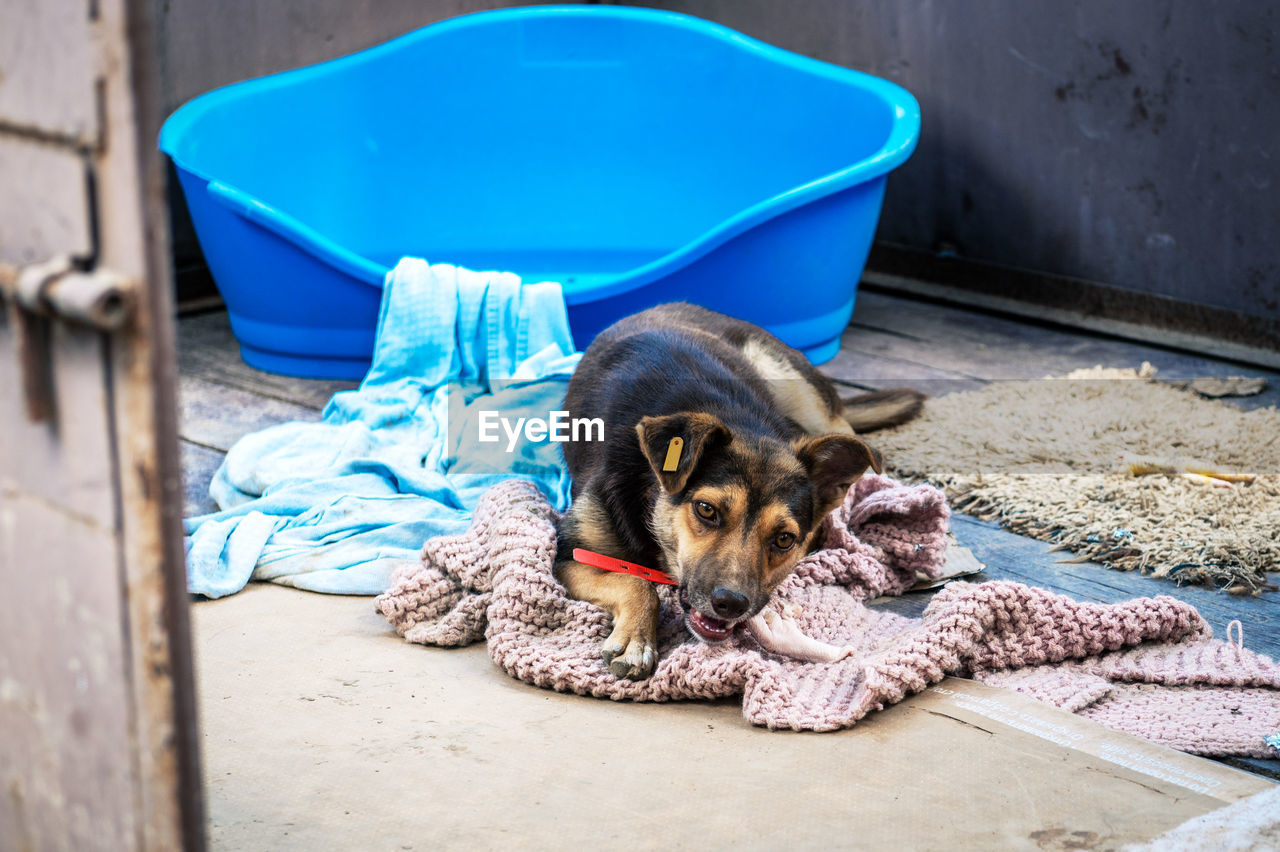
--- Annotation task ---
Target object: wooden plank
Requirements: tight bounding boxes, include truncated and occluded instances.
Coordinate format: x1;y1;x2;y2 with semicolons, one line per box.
180;441;224;518
849;290;1280;386
822;325;988;397
0;317;116;523
1;0;203;847
178;373;322;453
0;1;98;141
1218;757;1280;783
863;267;1280;373
0;137;93;265
177;311;358;409
850;292;1280;409
0;494;140;850
948;514;1280;661
877;512;1280;672
1;266;139;852
94;0;206;845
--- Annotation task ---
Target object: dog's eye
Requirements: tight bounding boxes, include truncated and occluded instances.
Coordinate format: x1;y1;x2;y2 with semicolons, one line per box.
772;532;796;551
693;501;718;523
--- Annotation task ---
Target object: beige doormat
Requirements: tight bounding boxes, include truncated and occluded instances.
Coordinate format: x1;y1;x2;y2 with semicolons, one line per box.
870;365;1280;592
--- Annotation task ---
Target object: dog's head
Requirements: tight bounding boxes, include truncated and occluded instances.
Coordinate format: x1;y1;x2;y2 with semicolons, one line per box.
636;412;881;643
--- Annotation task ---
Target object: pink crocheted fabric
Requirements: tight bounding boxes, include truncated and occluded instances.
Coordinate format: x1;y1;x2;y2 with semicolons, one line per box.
375;478;1280;756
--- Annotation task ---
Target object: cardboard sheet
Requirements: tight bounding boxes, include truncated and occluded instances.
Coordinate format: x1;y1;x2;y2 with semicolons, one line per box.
193;586;1275;851
913;678;1271;803
837;678;1276;849
912;534;986;590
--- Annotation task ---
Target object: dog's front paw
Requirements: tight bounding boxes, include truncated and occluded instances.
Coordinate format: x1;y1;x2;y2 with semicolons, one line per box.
601;623;658;680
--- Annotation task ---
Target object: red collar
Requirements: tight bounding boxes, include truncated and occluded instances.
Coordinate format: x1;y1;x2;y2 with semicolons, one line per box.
572;548;677;585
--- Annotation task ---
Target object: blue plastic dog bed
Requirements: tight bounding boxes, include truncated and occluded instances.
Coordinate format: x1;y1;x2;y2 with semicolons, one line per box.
161;6;920;378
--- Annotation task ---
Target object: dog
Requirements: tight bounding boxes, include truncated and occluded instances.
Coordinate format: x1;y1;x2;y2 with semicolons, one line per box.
554;303;923;679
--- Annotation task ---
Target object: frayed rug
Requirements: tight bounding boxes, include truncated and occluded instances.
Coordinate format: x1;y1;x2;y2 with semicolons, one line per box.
870;365;1280;591
376;479;1280;754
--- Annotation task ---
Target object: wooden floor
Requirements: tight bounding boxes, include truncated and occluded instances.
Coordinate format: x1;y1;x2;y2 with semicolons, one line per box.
176;287;1280;779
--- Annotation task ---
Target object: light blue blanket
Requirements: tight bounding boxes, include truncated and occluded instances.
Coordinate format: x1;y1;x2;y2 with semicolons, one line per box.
184;259;581;597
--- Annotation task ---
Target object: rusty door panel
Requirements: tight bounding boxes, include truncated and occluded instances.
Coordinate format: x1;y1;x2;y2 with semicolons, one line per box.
0;492;139;851
0;138;94;265
0;320;116;520
0;1;99;142
0;0;203;849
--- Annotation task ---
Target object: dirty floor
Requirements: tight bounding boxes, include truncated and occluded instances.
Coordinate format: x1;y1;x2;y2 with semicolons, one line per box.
179;289;1280;849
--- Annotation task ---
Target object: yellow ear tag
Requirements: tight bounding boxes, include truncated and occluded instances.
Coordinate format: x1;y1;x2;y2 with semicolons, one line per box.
662;437;684;472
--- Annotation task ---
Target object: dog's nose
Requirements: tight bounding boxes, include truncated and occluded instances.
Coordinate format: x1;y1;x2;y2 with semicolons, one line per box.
710;587;750;620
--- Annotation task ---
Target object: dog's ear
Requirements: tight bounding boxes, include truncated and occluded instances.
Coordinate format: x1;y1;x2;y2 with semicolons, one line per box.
636;412;730;494
794;434;882;509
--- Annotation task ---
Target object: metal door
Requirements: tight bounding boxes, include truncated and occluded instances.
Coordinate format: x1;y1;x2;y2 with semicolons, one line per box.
1;1;203;849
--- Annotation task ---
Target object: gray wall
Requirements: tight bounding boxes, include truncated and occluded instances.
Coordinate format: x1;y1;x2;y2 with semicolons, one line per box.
636;0;1279;325
160;1;1280;326
159;0;546;274
159;0;542;111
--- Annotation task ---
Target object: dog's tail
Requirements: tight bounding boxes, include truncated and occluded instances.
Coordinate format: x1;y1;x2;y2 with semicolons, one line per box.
841;388;925;432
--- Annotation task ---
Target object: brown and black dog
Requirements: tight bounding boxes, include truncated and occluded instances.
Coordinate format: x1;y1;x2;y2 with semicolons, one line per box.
554;303;923;679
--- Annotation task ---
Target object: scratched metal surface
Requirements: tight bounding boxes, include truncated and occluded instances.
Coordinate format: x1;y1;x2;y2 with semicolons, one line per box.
617;0;1280;323
156;1;1279;323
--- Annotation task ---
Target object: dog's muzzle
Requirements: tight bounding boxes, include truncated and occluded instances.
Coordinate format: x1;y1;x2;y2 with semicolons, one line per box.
678;587;748;643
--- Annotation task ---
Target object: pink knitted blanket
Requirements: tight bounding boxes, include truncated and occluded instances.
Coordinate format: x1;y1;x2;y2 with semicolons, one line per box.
375;478;1280;756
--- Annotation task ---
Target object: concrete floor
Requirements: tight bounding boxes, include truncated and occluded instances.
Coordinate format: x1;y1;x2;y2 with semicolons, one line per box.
192;584;1263;851
180;295;1280;850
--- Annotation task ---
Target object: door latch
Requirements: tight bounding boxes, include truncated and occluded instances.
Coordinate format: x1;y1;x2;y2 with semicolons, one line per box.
1;255;137;422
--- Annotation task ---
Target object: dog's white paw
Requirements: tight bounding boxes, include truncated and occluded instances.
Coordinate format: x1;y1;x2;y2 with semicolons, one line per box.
601;624;658;680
